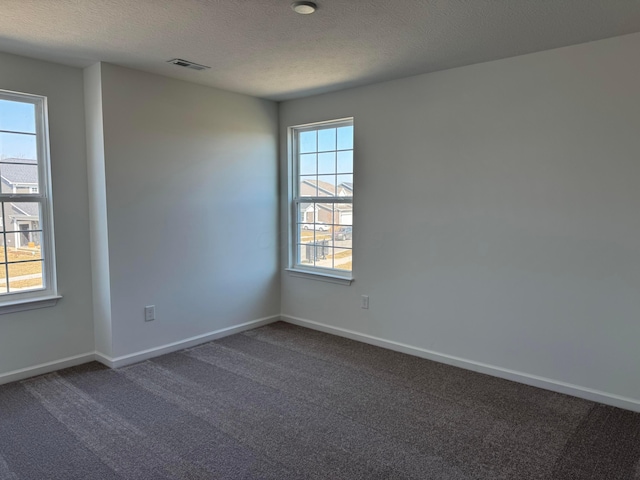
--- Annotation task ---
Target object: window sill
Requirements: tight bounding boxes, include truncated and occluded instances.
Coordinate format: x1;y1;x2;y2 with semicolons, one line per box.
286;268;353;285
0;295;62;315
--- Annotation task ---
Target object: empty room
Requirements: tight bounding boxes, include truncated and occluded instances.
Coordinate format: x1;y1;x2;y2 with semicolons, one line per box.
1;1;639;478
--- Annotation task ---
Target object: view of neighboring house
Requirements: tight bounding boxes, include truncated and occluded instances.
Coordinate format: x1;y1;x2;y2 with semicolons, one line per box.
0;158;40;247
299;178;352;226
337;182;352;197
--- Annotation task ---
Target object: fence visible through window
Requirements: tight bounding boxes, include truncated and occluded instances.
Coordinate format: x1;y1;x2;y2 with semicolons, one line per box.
291;118;353;276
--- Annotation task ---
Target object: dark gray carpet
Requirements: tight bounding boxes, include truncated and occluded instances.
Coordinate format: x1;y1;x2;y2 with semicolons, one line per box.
1;322;640;479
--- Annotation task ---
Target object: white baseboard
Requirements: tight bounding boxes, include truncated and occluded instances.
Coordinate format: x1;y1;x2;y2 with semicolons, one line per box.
96;314;281;368
0;352;95;386
0;315;281;384
8;314;637;413
281;314;640;413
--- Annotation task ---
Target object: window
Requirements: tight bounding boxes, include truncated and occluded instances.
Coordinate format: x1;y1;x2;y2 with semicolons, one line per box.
0;89;58;309
290;118;353;279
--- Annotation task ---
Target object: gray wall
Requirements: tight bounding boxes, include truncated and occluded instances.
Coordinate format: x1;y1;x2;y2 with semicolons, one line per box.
84;63;113;357
3;30;638;408
0;52;95;374
279;33;640;402
98;64;280;358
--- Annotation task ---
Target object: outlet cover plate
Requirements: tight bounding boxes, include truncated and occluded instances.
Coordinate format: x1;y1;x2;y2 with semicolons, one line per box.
144;305;155;322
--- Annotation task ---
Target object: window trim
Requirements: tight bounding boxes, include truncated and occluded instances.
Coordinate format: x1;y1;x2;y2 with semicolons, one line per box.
287;118;354;283
0;88;59;313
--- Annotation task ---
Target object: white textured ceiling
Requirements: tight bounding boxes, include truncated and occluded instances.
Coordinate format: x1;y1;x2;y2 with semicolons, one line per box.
1;1;640;101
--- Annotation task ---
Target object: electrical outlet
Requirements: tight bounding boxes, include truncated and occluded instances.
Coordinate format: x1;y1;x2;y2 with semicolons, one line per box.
144;305;155;322
361;295;369;309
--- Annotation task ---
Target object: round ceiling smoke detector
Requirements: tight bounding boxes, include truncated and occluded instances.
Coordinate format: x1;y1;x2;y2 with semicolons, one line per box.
291;1;317;15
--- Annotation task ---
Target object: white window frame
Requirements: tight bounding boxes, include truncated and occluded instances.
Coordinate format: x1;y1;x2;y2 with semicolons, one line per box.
287;118;354;284
0;89;59;313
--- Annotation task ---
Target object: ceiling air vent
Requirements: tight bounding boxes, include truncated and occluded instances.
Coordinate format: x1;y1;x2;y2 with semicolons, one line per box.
167;58;211;71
